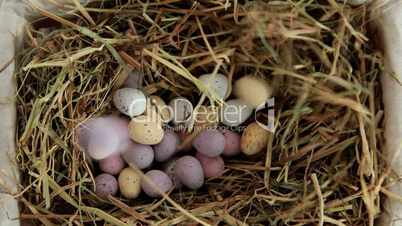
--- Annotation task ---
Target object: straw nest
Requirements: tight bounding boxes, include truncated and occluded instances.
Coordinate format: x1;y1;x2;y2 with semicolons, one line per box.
14;1;389;225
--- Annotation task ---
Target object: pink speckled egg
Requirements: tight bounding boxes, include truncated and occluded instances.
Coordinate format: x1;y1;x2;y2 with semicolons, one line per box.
175;156;204;189
122;142;154;169
153;130;180;162
195;152;225;178
99;154;125;175
192;129;225;157
221;129;241;157
141;170;173;197
95;173;118;198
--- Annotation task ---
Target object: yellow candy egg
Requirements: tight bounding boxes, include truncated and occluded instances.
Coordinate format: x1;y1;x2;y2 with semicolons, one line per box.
128;115;164;145
241;122;270;155
234;76;272;108
118;167;141;199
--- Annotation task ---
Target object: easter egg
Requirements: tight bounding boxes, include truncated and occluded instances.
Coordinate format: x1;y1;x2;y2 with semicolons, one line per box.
141;170;173;197
175;156;204;189
146;95;172;123
163;159;183;189
168;97;193;125
199;73;229;100
220;99;253;127
195;152;225;178
113;88;147;117
99;154;125;175
241;122;270;155
221;129;241;157
234;76;272;108
95;173;118;198
122;142;154;169
118;167;141;199
193;129;225;157
78;116;130;160
128;115;164;145
153;130;180;162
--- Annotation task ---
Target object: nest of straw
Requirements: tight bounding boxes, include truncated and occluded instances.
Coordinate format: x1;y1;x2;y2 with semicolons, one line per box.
15;1;387;225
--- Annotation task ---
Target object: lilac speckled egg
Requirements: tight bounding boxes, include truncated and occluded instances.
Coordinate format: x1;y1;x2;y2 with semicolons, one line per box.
99;154;125;175
175;156;204;189
122;142;154;169
195;152;225;178
163;159;183;189
221;129;241;157
153;130;180;162
192;129;225;157
95;173;118;198
141;170;173;197
77;115;130;160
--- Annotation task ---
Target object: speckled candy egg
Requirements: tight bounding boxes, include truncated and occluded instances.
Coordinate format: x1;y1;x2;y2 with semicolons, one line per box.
163;159;183;189
196;152;225;178
193;129;225;157
99;154;125;175
122;142;154;169
146;95;172;123
113;88;147;117
175;156;204;189
234;76;272;108
199;73;229;100
221;129;241;157
141;170;173;197
77;116;130;160
128;115;164;145
153;130;180;162
118;167;141;199
241;122;270;155
95;173;118;198
221;99;253;127
169;97;193;125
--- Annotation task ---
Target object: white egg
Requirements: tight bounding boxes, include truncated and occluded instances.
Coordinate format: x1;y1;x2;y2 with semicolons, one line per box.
113;88;147;117
220;99;253;127
199;73;229;100
168;97;193;125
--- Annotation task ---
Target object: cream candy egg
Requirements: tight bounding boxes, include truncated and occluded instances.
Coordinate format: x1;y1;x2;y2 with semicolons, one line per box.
199;73;229;100
168;97;193;125
221;99;253;127
122;142;154;169
118;167;141;199
113;88;147;117
141;170;173;197
128;115;164;145
175;156;204;189
241;122;270;155
77;116;130;160
146;95;172;123
234;76;272;108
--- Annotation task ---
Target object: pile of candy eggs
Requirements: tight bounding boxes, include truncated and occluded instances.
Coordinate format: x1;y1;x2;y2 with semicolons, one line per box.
76;72;272;199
